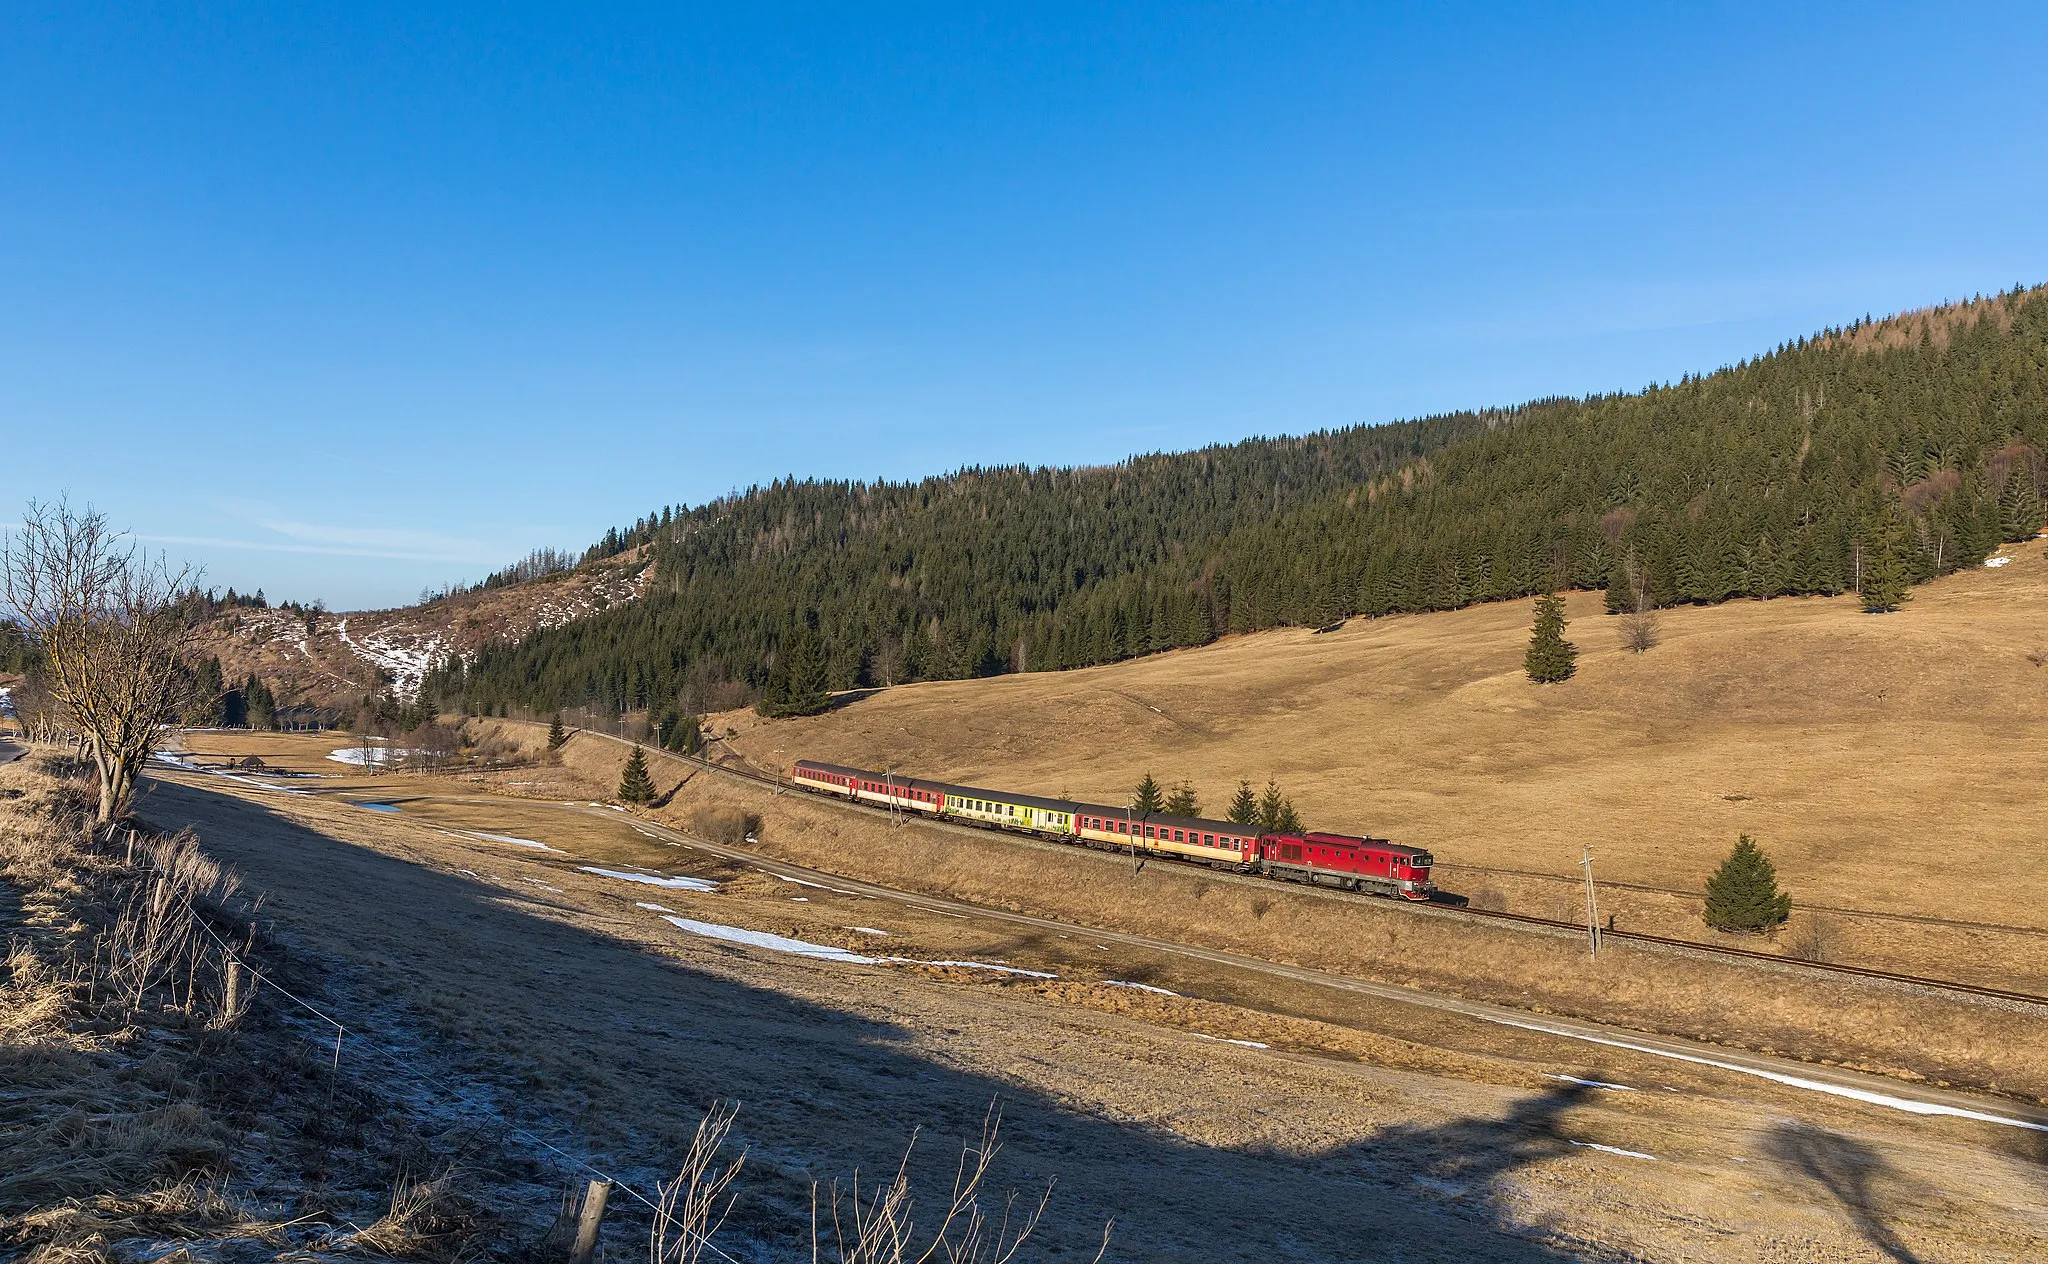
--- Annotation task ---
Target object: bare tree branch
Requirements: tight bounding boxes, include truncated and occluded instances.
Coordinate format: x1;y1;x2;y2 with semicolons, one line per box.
3;499;199;822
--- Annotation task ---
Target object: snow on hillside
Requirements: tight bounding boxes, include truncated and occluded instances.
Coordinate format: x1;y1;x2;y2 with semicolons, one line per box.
336;618;445;702
197;561;651;708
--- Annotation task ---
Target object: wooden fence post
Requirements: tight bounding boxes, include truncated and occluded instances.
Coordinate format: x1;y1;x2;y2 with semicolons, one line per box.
568;1179;609;1264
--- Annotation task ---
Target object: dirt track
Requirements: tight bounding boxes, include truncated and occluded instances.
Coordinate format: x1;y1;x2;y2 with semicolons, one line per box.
137;754;2048;1262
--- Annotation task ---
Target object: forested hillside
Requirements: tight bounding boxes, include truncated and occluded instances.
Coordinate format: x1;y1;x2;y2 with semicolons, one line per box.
427;286;2048;720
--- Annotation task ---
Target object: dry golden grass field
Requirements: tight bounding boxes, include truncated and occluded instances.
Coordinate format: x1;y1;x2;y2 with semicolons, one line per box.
121;738;2048;1261
714;537;2048;984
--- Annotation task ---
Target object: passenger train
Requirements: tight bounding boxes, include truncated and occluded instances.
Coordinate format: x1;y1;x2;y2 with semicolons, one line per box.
793;759;1436;899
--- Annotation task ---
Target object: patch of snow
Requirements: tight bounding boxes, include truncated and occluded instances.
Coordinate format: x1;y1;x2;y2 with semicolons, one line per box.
1494;1017;2048;1133
1570;1141;1657;1160
790;896;809;902
335;617;444;703
578;866;718;892
457;869;479;877
1984;556;2013;568
1105;980;1181;996
847;927;891;936
1412;1176;1467;1199
1546;1074;1636;1092
463;830;561;852
660;915;880;964
356;802;403;813
1192;1033;1269;1049
152;752;310;795
635;902;677;913
768;871;862;895
522;878;565;893
328;746;414;767
891;959;1056;978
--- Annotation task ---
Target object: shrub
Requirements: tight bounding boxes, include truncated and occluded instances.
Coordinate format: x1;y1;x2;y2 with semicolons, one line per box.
691;805;762;846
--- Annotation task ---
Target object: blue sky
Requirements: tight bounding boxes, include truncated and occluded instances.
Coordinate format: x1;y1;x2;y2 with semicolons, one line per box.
6;3;2046;610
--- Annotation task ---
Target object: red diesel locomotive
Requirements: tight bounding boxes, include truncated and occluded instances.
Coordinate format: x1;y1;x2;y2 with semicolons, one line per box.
793;759;1436;900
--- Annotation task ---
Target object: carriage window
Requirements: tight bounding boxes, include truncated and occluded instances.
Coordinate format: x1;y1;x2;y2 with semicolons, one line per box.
1172;829;1184;842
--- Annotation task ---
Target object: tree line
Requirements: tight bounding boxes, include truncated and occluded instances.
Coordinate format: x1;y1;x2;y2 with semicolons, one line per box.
425;286;2048;722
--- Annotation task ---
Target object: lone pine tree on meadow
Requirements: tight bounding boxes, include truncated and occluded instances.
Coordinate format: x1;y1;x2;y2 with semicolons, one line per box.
617;744;656;805
1523;593;1578;683
546;712;567;750
1164;781;1200;817
1130;772;1164;816
1703;834;1792;932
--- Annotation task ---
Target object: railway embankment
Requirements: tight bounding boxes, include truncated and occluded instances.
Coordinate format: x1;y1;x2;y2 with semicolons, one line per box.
571;739;2048;1107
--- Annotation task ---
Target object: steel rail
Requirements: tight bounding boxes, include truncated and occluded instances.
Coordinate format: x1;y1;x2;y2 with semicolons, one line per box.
611;738;2048;1011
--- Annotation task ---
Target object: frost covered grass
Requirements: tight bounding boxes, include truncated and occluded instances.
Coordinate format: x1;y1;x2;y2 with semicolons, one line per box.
0;754;516;1258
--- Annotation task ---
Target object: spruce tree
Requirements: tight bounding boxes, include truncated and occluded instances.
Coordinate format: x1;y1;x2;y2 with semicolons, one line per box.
1257;779;1296;833
1227;780;1258;826
1523;593;1578;683
547;712;567;750
1860;511;1911;613
1130;772;1164;815
1703;834;1792;932
245;674;277;730
1164;782;1199;817
617;745;656;805
2001;469;2044;541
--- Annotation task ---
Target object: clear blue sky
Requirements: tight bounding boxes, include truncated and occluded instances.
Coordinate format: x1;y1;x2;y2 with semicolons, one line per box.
6;4;2046;610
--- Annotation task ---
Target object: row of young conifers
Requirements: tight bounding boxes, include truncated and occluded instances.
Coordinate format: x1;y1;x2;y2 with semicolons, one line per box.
793;759;1438;899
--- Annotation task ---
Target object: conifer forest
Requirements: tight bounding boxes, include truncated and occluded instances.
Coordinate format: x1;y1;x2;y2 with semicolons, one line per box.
427;287;2048;719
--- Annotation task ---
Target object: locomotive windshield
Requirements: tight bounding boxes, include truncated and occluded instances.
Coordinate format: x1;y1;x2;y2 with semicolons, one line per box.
1409;852;1433;868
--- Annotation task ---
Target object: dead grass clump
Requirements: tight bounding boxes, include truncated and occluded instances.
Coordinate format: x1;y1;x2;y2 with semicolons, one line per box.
691;804;762;846
1467;883;1508;912
647;1102;1107;1264
12;1178;266;1260
346;1171;480;1262
0;755;522;1262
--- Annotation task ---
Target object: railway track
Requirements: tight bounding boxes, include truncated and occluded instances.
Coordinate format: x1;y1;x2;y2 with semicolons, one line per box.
1439;860;2048;940
602;737;2048;1011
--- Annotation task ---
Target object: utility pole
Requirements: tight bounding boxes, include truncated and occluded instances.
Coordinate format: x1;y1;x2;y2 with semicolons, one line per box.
1581;846;1601;958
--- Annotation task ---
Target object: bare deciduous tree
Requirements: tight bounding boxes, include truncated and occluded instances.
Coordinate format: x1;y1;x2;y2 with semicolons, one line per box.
1616;554;1661;654
3;500;198;822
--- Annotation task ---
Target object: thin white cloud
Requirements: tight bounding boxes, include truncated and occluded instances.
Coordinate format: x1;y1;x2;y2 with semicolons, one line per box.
250;517;501;562
137;532;498;564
